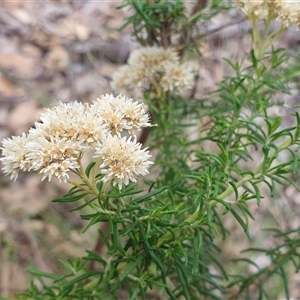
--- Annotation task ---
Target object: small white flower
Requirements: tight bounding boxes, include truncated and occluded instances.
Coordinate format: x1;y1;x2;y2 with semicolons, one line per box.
39;159;78;182
111;47;194;93
128;47;179;74
94;135;153;189
0;133;32;180
30;101;107;148
111;65;143;92
1;95;153;184
25;135;81;182
160;64;194;92
237;0;270;20
275;0;300;28
91;94;151;136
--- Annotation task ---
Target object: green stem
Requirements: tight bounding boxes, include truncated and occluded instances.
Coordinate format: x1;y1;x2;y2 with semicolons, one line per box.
150;76;162;99
251;13;284;60
92;157;102;186
67;180;94;194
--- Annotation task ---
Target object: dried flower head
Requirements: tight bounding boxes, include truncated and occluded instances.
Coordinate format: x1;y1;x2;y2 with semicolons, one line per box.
111;65;141;92
128;47;179;73
237;0;270;20
275;0;300;28
91;94;150;136
160;64;194;92
111;46;194;93
94;135;153;189
237;0;300;29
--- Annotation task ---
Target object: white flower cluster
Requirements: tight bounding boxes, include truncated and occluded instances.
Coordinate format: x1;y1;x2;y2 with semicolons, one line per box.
111;46;194;93
1;94;153;188
276;0;300;28
237;0;270;20
237;0;300;29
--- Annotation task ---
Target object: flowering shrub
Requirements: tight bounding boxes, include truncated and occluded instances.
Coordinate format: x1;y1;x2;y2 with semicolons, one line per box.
2;0;300;299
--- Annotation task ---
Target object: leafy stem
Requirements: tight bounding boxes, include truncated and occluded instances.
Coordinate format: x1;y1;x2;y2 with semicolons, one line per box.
77;157;99;196
211;136;293;206
156;135;294;248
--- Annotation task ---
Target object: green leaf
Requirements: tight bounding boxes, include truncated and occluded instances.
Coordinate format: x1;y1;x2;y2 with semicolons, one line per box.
84;250;107;267
230;207;251;240
240;119;267;141
139;221;164;270
193;273;222;291
66;186;83;196
192;228;202;274
286;148;299;172
229;181;238;201
108;184;144;198
250;49;258;70
85;162;96;177
242;247;268;253
134;186;169;204
270;130;294;144
197;152;225;169
265;116;282;136
129;287;140;300
205;202;213;223
263;178;275;197
174;255;191;300
237;203;255;220
217;142;228;165
249;182;261;206
27;266;60;281
52;193;88;203
210;197;231;210
206;251;228;280
239;170;255;177
274;228;300;237
119;255;144;282
63;270;101;288
111;218;127;257
279;266;289;299
132;0;162;28
68;197;97;212
231;257;259;269
270;174;300;191
82;213;105;233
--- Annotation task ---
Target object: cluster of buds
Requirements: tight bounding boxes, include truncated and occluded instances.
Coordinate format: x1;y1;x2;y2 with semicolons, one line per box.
1;95;153;189
237;0;300;29
111;46;194;93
